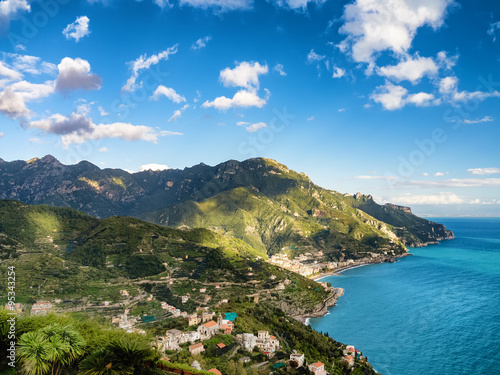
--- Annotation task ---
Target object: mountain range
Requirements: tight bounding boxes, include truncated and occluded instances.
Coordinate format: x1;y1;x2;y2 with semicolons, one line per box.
0;155;453;262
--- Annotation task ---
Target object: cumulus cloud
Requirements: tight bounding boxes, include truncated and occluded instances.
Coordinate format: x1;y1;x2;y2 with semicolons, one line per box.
122;45;178;92
63;16;91;42
0;61;22;81
151;85;186;103
370;82;435;110
202;89;267;110
378;55;438;83
338;0;455;63
241;121;267;132
467;168;500;175
55;57;102;92
204;61;270;111
0;0;30;29
179;0;253;12
274;64;286;76
191;36;212;50
0;80;55;119
139;163;171;171
27;111;181;147
220;61;268;89
99;147;108;152
332;67;345;78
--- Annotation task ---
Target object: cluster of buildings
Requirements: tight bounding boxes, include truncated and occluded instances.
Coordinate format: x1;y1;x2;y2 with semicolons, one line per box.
236;330;280;355
156;312;236;352
160;301;188;317
269;252;359;277
30;301;53;315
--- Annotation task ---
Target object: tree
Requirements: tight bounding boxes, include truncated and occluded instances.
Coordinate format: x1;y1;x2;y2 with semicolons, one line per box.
17;324;85;375
227;360;236;375
236;361;247;375
78;349;133;375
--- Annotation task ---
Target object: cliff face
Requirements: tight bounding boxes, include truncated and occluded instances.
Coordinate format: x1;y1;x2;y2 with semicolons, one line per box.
0;156;454;256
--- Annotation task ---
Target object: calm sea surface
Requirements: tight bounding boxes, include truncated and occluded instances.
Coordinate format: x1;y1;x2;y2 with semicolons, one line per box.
309;218;500;375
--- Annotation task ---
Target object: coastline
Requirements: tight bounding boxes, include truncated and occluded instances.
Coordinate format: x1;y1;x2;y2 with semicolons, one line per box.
293;253;413;323
311;253;413;281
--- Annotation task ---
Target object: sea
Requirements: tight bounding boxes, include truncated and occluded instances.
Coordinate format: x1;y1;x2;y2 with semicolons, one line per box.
308;218;500;375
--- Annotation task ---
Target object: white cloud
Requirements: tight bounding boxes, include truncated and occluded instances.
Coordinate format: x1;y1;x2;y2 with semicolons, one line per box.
55;57;102;92
438;76;500;103
370;82;435;110
151;85;186;103
169;104;189;122
271;0;326;11
28;111;181;147
463;116;494;124
0;132;4;138
63;16;91;42
202;89;267;110
98;106;109;116
191;36;212;50
338;0;455;63
0;88;30;118
422;172;429;176
274;63;286;76
378;55;438;83
307;49;325;63
0;61;22;81
122;45;178;92
332;66;345;78
385;192;465;205
467;168;500;175
154;0;173;9
139;163;171;171
0;79;55;119
244;122;267;132
488;21;500;42
307;116;314;121
338;108;346;112
220;61;268;89
0;0;30;27
5;54;57;76
434;172;448;176
179;0;252;12
99;147;108;152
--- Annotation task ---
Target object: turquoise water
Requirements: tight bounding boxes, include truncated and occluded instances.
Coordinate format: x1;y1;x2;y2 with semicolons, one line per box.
309;218;500;375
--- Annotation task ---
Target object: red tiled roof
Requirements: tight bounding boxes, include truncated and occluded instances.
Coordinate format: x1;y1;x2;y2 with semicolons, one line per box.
189;343;204;350
311;362;324;368
208;369;222;375
217;343;226;349
204;320;218;328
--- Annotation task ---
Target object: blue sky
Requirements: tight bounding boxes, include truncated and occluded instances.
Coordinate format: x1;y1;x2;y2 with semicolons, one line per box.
0;0;499;216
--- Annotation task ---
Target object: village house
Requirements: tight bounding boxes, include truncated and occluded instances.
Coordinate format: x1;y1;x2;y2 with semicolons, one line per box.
290;353;305;367
256;330;280;353
188;313;201;326
309;362;327;375
181;295;189;303
198;320;219;340
344;355;355;368
208;369;222;375
201;312;215;322
237;333;257;351
189;343;205;356
119;290;129;297
179;330;200;344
